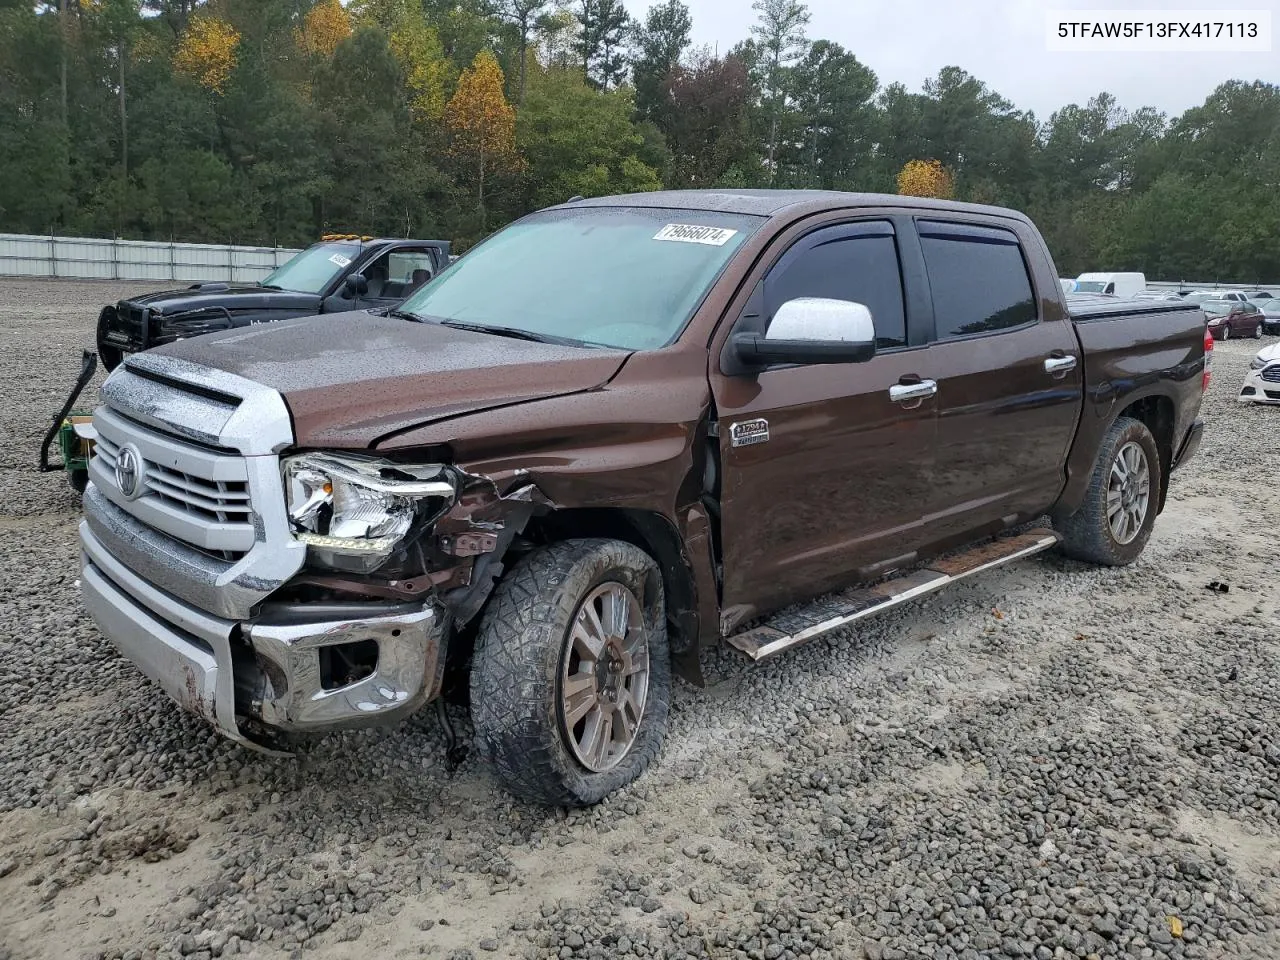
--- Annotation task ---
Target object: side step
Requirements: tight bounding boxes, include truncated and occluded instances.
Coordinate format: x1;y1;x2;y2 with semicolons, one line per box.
726;528;1061;661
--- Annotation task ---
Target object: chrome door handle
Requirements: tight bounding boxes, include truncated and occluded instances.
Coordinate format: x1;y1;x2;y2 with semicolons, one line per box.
1044;355;1078;375
889;380;938;403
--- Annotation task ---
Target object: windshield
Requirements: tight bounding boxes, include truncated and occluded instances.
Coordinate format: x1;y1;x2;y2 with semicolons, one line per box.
397;206;763;350
261;241;362;294
1201;300;1233;315
1182;291;1215;304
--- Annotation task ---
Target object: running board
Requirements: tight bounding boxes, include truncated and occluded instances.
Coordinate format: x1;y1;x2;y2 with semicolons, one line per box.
726;529;1061;662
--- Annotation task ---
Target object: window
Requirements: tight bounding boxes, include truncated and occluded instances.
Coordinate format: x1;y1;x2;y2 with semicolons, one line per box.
383;251;438;298
262;241;362;295
918;221;1037;339
764;222;907;348
388;251;436;283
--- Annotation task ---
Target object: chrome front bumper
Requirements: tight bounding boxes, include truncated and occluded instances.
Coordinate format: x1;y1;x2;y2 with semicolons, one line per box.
81;521;447;752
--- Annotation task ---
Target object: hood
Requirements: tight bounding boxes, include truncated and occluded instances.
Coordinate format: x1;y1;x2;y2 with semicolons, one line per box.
1255;342;1280;364
122;283;321;314
152;312;632;447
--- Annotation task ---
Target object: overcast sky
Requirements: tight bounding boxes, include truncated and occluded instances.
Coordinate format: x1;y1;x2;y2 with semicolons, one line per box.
620;0;1279;121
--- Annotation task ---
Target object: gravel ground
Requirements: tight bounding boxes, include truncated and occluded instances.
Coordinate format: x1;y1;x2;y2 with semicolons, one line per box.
1;278;1277;960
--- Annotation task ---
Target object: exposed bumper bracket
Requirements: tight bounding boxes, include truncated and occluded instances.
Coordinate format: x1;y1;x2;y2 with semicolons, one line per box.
245;607;446;733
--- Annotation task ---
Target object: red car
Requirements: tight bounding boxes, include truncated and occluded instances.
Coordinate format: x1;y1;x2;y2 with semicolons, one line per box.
1202;299;1265;340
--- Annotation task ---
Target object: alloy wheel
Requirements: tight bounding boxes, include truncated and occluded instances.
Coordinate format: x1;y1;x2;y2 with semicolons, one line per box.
1107;441;1151;545
559;581;650;772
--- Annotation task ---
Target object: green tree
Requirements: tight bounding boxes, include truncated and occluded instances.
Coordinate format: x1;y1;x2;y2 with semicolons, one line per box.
517;64;660;207
748;0;809;182
500;0;551;104
631;0;691;123
789;40;876;188
574;0;632;91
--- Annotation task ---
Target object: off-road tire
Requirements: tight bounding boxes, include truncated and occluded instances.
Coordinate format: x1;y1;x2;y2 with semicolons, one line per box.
470;539;670;807
1055;416;1161;566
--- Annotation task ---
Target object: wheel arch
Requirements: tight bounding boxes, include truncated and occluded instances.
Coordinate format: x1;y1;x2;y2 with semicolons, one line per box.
1114;395;1175;514
524;507;704;685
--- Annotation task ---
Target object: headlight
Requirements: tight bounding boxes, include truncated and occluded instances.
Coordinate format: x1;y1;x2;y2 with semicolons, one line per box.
282;453;457;573
1250;356;1270;369
1207;317;1224;325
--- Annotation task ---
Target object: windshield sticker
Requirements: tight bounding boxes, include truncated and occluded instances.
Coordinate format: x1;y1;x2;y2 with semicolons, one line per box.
328;253;352;268
654;224;739;246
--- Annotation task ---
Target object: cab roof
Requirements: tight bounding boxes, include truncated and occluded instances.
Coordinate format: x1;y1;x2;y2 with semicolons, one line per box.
552;189;1032;223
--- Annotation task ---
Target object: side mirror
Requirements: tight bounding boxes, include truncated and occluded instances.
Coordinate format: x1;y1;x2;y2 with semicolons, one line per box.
731;298;877;368
342;274;369;299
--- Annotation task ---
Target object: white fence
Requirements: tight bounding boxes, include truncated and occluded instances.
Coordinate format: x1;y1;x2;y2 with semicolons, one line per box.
0;232;302;283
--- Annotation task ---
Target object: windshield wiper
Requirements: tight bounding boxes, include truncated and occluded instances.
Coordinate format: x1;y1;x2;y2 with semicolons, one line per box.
259;284;283;290
387;308;427;322
438;320;585;347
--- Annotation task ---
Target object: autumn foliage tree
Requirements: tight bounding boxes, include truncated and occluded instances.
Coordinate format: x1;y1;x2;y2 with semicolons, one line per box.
296;0;352;57
172;16;240;94
445;50;521;228
896;158;955;198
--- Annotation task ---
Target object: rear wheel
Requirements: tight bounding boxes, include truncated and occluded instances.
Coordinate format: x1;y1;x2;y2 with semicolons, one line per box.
470;539;670;807
1055;416;1161;566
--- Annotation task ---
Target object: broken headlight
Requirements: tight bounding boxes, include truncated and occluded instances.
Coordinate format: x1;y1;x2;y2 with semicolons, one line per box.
282;453;457;573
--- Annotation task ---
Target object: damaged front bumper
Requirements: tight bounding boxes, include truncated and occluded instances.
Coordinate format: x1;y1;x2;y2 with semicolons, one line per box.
80;520;447;753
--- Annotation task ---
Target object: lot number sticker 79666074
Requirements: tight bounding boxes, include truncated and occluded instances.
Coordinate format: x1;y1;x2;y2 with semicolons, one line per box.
653;224;739;246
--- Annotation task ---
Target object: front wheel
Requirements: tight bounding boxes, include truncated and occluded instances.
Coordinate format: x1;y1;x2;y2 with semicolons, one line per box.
1254;321;1264;339
470;539;670;806
1054;416;1161;566
1220;325;1230;340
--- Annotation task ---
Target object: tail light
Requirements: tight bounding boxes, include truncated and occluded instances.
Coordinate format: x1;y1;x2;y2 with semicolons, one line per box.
1202;324;1214;391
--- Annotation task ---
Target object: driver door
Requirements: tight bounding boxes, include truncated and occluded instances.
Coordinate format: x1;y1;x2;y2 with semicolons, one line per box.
709;219;937;621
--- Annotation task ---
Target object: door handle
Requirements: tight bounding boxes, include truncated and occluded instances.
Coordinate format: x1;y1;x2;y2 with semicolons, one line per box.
889;380;938;403
1044;355;1078;375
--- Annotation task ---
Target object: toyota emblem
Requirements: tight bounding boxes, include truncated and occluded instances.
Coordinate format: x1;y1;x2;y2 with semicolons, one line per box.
114;443;146;500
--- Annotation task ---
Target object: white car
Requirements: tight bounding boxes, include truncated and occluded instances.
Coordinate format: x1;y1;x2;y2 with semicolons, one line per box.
1239;343;1280;405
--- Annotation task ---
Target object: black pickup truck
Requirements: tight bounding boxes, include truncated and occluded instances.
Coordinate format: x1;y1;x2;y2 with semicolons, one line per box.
95;236;451;370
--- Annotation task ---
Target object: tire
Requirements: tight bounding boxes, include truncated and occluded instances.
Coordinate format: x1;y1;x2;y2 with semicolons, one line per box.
1254;322;1263;339
1221;325;1229;340
68;468;88;494
470;539;670;807
1055;416;1161;566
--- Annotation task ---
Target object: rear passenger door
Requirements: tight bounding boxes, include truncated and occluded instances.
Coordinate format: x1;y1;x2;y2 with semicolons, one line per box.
914;220;1082;545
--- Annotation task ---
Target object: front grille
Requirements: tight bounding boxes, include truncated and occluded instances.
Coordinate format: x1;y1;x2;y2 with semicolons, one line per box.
95;433;251;524
91;405;255;561
1266;390;1280;400
1260;365;1280;383
84;353;303;621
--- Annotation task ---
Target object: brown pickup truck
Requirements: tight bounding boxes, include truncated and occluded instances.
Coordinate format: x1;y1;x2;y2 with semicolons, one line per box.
78;191;1209;806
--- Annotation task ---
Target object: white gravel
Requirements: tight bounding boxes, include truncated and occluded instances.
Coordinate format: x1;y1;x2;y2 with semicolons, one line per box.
0;278;1277;960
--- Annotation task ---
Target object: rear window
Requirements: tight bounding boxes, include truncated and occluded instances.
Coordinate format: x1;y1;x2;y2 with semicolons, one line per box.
918;221;1037;339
